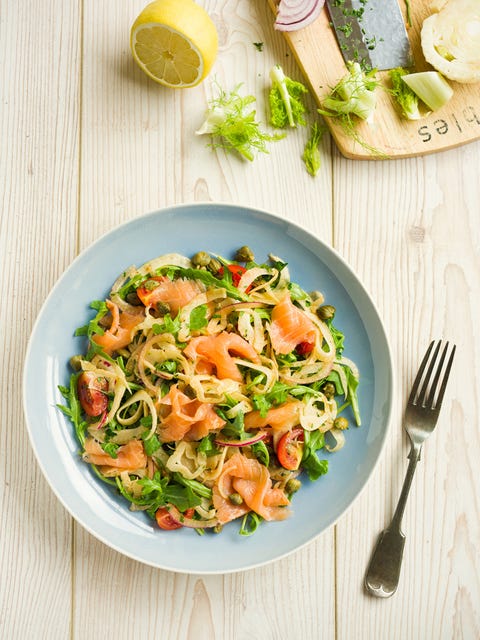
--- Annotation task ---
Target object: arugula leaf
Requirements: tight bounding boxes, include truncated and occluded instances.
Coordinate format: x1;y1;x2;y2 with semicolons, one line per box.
57;373;87;446
142;431;161;456
275;351;299;367
140;415;153;428
252;381;319;417
134;472;203;512
101;442;119;459
252;382;290;416
327;320;345;356
239;512;263;536
189;304;208;331
172;266;248;301
152;313;181;338
344;366;361;426
218;411;248;441
164;483;201;512
172;473;212;500
156;360;178;375
325;365;361;426
74;300;108;338
89;464;117;486
302;430;328;481
197;434;221;456
251;440;270;467
114;273;149;301
288;282;310;301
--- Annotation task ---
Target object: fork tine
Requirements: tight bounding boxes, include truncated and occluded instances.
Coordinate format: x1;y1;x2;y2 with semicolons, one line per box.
425;342;450;408
416;341;442;407
433;344;456;411
408;340;435;404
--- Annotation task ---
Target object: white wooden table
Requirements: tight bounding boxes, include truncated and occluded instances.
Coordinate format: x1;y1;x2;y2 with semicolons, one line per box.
1;2;479;638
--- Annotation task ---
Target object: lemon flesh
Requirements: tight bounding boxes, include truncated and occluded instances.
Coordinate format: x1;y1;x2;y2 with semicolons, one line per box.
130;0;218;88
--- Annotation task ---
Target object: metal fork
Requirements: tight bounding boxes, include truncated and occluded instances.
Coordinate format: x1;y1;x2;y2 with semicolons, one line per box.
364;340;456;598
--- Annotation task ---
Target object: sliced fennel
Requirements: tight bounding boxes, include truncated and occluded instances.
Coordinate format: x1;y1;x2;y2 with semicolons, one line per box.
320;62;378;123
196;83;282;161
421;0;480;84
318;62;385;157
389;68;422;120
401;71;453;111
269;64;308;128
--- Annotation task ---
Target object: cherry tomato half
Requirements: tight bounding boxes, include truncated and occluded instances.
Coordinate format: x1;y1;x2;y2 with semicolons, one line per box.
276;427;304;471
77;371;108;417
218;264;247;288
155;507;195;531
136;276;165;307
296;341;314;356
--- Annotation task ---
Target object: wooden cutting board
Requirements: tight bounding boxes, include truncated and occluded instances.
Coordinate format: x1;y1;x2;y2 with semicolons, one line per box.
268;0;480;159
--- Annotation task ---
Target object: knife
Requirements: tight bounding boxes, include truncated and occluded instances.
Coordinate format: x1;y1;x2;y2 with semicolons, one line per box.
325;0;413;71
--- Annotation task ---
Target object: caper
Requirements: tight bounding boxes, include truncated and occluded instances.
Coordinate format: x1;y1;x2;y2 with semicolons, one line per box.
334;416;349;430
229;492;244;505
316;304;336;321
207;257;222;275
125;291;142;306
143;278;160;291
309;290;324;302
213;524;223;534
285;478;302;495
191;251;211;267
155;301;170;315
235;245;255;262
69;355;83;371
322;382;336;399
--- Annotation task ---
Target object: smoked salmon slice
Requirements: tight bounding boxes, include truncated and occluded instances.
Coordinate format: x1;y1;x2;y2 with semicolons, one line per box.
92;299;143;355
244;401;302;432
244;401;303;447
158;384;225;442
184;332;260;382
136;276;203;315
83;438;147;474
213;452;290;523
269;292;317;355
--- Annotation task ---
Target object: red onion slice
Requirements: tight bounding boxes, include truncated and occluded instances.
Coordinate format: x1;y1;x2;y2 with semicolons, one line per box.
275;0;325;31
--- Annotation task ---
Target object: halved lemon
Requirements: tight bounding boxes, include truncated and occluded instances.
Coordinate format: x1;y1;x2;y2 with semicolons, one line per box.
130;0;218;88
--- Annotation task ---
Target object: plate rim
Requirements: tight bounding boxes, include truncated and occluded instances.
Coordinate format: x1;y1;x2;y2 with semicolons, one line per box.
23;201;395;574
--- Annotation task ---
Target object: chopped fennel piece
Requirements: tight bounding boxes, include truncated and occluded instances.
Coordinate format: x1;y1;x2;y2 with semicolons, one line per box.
319;62;378;124
196;83;282;161
389;68;422;120
269;64;309;128
401;71;453;111
302;123;324;176
421;0;480;84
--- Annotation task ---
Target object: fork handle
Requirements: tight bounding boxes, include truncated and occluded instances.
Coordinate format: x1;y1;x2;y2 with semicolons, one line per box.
364;446;421;597
364;527;406;597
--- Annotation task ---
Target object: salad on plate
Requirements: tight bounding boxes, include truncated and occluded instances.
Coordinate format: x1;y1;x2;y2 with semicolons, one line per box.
58;247;360;536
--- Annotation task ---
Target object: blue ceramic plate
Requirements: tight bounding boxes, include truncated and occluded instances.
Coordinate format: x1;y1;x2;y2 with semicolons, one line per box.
23;203;393;574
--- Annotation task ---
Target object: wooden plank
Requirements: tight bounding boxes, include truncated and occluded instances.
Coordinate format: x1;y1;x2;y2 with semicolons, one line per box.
268;0;480;159
0;0;81;636
73;1;336;638
333;142;480;638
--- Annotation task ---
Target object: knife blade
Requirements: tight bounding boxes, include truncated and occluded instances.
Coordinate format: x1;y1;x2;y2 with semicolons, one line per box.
325;0;413;71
